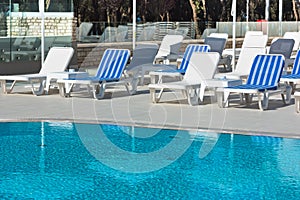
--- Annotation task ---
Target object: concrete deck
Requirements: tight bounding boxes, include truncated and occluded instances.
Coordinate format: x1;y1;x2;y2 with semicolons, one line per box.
0;83;299;138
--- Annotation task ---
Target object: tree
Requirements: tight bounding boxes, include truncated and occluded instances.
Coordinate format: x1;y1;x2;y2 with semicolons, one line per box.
292;0;298;21
189;0;200;38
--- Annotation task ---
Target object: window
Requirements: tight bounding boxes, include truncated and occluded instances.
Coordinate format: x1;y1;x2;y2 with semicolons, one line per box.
45;0;73;12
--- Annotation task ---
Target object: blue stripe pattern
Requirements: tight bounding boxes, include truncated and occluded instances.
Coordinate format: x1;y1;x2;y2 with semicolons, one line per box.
157;44;210;74
281;50;300;79
227;54;285;91
94;49;130;81
179;44;210;72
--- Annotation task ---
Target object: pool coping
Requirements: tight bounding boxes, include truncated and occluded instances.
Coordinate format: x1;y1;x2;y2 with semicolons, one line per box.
1;117;299;139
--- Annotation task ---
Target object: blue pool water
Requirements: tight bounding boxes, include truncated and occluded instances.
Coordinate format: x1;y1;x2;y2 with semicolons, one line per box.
1;122;300;199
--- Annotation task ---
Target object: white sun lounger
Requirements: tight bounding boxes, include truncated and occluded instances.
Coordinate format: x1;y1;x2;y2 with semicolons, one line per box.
0;47;74;95
148;52;220;106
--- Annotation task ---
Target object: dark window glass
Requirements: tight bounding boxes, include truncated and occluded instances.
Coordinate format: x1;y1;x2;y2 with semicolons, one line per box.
45;0;73;12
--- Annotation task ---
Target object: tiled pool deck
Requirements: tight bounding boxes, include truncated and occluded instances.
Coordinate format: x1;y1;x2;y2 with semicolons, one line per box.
0;84;299;138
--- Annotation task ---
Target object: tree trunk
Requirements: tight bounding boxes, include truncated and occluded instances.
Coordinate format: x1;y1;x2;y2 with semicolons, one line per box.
201;0;207;21
46;0;51;11
189;0;200;38
167;11;170;22
292;0;298;21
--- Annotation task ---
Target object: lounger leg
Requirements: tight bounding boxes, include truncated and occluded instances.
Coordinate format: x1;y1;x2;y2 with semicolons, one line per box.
93;84;104;99
187;88;199;106
30;81;45;96
199;85;206;102
244;94;253;105
219;91;230;108
58;82;69;97
150;88;160;103
2;80;17;94
0;80;8;94
281;85;292;104
295;94;300;113
128;77;138;95
258;92;269;111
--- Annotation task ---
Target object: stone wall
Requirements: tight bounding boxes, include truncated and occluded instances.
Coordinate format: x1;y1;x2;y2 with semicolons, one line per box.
6;16;73;37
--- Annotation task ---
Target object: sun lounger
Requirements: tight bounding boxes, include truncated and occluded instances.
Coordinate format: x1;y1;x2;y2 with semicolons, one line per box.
155;34;184;64
280;50;300;92
149;44;210;84
0;47;74;95
217;54;289;111
204;37;230;71
148;52;220;106
214;35;268;80
57;49;131;99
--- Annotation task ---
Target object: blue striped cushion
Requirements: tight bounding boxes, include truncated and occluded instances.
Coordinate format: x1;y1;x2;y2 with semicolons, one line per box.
228;84;278;91
246;54;284;87
281;50;300;79
281;74;300;79
227;54;284;91
179;44;210;72
95;49;130;80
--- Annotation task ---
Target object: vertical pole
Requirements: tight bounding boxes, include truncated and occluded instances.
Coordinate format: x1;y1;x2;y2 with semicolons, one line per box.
231;0;236;71
265;0;269;20
39;0;45;67
133;0;136;50
265;0;269;35
246;0;249;30
279;0;283;36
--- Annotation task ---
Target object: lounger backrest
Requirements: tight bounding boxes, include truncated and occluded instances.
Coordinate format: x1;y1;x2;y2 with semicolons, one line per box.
126;43;159;71
137;26;156;41
204;37;226;56
292;50;300;75
235;47;266;75
179;44;210;72
39;47;74;74
155;34;184;60
95;49;130;80
283;32;300;51
235;35;268;75
269;38;295;59
209;33;229;40
246;54;285;87
184;52;219;83
242;34;268;48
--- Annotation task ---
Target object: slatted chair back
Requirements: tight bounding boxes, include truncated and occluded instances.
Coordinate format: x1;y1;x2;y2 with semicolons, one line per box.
246;54;285;88
269;38;295;59
95;49;130;81
291;50;300;75
178;44;210;73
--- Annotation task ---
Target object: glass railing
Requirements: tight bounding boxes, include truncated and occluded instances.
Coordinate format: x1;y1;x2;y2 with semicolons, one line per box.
0;1;73;65
77;20;300;44
77;21;197;43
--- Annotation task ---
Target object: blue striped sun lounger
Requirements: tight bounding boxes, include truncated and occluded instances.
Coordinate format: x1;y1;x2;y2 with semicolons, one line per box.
281;50;300;91
57;49;131;99
149;44;210;84
218;54;290;110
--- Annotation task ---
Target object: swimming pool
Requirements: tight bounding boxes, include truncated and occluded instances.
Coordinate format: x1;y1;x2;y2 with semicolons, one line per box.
1;122;300;199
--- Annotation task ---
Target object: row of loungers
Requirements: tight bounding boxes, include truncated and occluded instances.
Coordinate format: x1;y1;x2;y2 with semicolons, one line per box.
0;34;300;112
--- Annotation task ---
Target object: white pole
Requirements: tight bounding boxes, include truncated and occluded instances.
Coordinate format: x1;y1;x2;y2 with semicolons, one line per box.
39;0;45;67
265;0;269;20
246;0;249;31
132;0;136;50
279;0;283;36
265;0;269;35
231;0;236;71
